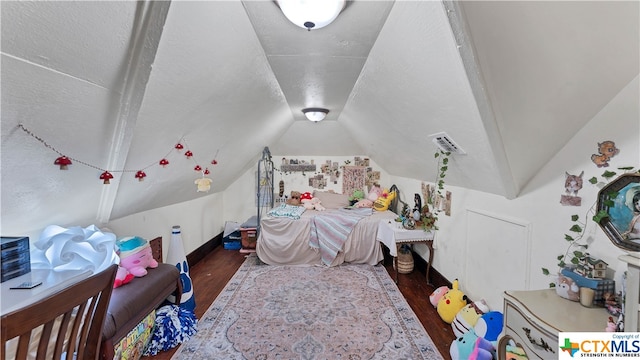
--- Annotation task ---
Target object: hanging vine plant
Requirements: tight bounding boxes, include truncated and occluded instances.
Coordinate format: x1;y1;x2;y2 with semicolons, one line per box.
420;150;450;231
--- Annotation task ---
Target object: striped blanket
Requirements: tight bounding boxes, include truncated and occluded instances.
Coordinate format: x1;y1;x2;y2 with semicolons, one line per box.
309;207;373;266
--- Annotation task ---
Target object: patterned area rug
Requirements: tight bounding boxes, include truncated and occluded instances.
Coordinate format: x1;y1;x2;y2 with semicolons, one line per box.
171;255;443;360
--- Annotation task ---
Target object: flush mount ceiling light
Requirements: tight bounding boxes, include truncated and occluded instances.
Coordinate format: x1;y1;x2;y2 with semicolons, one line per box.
277;0;346;31
302;108;329;122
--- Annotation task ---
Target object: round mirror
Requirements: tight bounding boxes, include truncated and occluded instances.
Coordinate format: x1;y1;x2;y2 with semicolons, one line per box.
595;173;640;253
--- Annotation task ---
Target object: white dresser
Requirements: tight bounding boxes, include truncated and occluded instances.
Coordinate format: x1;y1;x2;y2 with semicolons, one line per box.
498;289;611;359
619;254;640;332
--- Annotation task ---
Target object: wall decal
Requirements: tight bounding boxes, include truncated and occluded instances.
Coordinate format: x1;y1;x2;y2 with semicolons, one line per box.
560;171;584;206
343;166;367;197
591;140;619;168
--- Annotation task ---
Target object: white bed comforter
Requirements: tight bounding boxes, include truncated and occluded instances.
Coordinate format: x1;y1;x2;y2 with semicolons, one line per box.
256;208;397;266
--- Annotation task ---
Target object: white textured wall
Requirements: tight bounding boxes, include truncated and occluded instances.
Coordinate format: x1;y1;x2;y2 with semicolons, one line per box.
392;76;639;310
106;192;224;260
104;77;637;312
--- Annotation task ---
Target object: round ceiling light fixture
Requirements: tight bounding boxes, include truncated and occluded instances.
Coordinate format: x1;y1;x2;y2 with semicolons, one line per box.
277;0;346;31
302;108;329;122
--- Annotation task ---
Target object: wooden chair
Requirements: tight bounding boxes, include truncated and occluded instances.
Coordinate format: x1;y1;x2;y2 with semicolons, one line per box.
1;264;118;360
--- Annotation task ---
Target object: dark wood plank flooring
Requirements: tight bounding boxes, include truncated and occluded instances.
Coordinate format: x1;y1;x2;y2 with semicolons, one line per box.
145;246;455;359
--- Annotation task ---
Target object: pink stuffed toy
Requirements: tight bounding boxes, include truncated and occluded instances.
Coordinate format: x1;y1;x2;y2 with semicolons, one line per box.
367;184;383;201
114;236;158;288
430;285;449;307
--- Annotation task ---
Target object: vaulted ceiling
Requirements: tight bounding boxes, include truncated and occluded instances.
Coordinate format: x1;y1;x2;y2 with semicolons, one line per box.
1;1;638;232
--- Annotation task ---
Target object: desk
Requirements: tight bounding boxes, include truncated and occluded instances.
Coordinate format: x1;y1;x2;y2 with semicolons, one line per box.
1;268;91;315
376;221;435;284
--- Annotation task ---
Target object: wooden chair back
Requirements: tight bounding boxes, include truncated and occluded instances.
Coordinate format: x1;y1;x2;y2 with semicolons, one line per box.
1;264;118;360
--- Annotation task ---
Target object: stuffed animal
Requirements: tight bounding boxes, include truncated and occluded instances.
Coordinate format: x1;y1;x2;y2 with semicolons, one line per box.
302;196;325;211
437;279;468;324
430;285;449;307
449;330;495;360
373;189;396;211
354;199;374;208
606;316;617;332
451;299;490;338
474;311;504;342
114;266;134;288
114;236;158;288
286;191;301;206
367;184;384;201
505;344;528;360
349;189;365;206
555;273;580;302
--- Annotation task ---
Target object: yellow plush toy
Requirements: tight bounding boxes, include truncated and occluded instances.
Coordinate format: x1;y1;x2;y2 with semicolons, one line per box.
373;189;397;211
437;279;468;324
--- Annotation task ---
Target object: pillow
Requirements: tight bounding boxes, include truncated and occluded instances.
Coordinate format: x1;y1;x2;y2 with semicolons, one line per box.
312;191;350;209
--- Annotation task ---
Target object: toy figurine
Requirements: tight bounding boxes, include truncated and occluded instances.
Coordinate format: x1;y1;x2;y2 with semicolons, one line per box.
413;194;422;221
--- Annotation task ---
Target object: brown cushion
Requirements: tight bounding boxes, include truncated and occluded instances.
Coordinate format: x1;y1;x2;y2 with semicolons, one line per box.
102;263;179;342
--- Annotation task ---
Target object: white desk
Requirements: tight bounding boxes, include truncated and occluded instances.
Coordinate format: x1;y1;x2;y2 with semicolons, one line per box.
376;220;435;284
1;269;91;315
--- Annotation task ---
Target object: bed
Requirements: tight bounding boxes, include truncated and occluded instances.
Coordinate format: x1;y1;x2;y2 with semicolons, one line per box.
256;190;398;266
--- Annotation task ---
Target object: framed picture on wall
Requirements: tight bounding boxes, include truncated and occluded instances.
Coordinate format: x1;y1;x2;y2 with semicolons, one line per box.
596;172;640;252
343;166;367;197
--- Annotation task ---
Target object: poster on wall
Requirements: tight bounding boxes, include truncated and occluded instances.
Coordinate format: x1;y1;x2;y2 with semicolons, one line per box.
343;166;367;197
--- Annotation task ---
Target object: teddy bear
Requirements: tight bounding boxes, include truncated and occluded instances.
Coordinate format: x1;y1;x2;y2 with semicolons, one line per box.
114;236;159;288
286;191;301;206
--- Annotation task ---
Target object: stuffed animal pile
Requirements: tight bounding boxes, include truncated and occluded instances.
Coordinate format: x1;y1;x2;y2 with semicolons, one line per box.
300;192;325;211
352;185;382;208
428;281;506;360
114;236;159;288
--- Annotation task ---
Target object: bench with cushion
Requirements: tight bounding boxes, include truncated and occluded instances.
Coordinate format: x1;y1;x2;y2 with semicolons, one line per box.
100;237;182;360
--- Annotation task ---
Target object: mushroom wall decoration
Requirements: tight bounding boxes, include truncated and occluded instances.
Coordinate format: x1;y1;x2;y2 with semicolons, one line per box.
185;150;193;159
194;165;202;171
159;159;169;167
135;170;147;181
54;156;72;170
100;171;114;184
175;143;184;151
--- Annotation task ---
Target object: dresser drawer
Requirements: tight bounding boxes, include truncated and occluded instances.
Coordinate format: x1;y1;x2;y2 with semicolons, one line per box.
504;298;557;359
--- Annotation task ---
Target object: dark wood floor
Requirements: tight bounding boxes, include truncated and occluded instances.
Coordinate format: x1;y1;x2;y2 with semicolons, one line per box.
145;246;456;360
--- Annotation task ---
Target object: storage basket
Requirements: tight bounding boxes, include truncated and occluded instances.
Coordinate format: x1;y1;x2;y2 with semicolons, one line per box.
397;247;414;274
